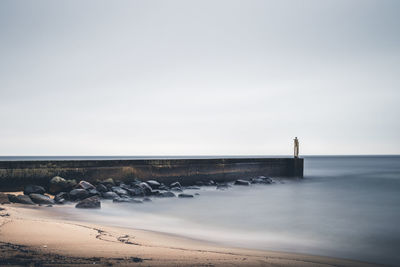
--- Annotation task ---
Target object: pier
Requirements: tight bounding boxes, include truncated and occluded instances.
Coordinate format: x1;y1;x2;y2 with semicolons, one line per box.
0;158;303;191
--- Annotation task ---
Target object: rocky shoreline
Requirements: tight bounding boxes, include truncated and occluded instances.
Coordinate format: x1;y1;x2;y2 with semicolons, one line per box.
0;176;275;209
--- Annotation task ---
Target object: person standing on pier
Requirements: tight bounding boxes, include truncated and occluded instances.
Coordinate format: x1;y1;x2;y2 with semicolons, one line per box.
294;137;299;158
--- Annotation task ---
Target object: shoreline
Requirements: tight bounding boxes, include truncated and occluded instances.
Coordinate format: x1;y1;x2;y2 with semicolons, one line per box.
0;204;379;267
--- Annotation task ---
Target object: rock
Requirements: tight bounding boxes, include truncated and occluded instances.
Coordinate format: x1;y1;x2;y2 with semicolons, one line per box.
78;181;95;190
111;186;128;196
170;187;182;192
234;179;250;186
195;193;200;196
49;176;68;194
159;191;175;198
195;181;204;186
0;193;10;204
23;185;45;195
119;183;130;190
66;179;77;189
69;189;89;200
54;197;66;204
29;194;55;205
75;196;101;209
101;178;115;185
149;190;162;196
96;184;108;192
158;184;169;191
250;176;273;184
49;176;75;194
54;192;69;202
88;189;100;197
170;182;182;188
139;182;153;195
178;193;194;198
102;191;119;199
146;180;160;189
126;187;144;197
7;194;18;203
105;183;114;190
143;197;152;202
16;195;35;205
207;180;216;186
130;179;142;186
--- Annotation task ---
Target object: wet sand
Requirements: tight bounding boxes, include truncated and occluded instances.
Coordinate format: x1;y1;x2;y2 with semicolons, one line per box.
0;204;379;267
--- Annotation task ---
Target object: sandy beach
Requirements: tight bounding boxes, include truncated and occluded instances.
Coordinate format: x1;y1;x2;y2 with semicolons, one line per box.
0;203;379;267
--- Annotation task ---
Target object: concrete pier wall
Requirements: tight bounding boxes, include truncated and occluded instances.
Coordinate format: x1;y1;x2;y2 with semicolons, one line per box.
0;158;303;191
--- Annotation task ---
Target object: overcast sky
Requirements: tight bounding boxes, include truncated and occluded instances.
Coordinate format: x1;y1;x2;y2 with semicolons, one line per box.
0;0;399;156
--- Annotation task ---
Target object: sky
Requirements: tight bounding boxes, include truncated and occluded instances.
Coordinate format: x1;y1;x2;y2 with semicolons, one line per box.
0;0;399;156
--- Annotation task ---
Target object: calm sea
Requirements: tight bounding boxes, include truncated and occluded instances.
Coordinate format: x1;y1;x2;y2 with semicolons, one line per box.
10;155;400;266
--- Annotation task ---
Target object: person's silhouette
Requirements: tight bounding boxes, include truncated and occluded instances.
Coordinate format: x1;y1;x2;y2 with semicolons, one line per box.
294;137;299;158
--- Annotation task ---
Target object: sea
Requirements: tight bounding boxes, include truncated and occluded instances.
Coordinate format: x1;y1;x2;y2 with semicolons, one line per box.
2;155;399;266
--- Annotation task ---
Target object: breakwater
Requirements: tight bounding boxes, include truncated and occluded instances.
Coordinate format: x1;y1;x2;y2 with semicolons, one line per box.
0;158;303;191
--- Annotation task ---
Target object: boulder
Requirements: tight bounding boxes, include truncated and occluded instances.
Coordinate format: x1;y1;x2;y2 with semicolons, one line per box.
170;182;182;188
101;178;115;185
119;183;130;190
105;183;114;190
88;189;100;197
69;189;89;200
78;181;95;190
67;179;77;188
111;186;128;196
158;184;169;191
170;187;182;192
23;185;45;195
75;196;101;209
195;181;204;186
29;194;55;205
127;187;144;197
250;177;273;184
102;191;119;199
159;191;176;198
143;197;152;202
7;194;18;203
146;180;160;189
96;184;108;192
130;179;142;186
0;193;10;204
178;193;194;198
55;192;69;201
49;176;68;194
16;195;35;205
139;182;153;195
149;190;161;196
234;179;250;186
54;192;68;204
49;176;76;194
